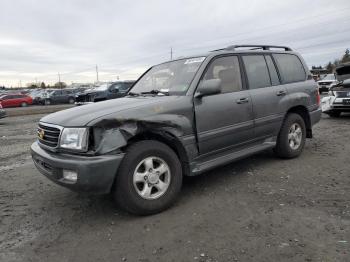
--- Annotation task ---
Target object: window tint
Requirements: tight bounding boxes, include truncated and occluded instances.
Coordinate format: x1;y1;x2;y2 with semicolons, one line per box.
242;55;271;89
119;83;131;92
265;55;280;85
273;54;306;83
203;56;242;93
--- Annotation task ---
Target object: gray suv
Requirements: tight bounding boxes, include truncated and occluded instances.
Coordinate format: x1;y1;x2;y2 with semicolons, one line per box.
31;45;321;215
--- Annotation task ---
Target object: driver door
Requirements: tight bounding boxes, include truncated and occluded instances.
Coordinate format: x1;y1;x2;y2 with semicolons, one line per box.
194;55;255;155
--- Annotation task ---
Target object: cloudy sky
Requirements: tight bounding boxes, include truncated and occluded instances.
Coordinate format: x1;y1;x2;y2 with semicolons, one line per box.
0;0;349;87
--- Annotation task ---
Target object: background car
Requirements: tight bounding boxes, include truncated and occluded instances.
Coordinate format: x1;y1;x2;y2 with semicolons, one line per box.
317;74;338;93
42;89;76;105
0;103;7;119
75;81;135;105
0;93;33;108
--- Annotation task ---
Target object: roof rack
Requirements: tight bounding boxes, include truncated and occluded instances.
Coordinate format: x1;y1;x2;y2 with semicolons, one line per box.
212;45;292;52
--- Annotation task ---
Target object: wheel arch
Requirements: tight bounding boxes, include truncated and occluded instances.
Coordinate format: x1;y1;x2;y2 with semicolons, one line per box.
285;105;312;138
124;130;191;176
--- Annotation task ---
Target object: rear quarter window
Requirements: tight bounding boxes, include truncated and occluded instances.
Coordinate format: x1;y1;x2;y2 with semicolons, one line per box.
273;54;306;83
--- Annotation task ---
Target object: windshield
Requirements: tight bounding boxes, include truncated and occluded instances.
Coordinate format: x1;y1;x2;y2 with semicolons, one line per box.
94;84;109;91
130;57;205;95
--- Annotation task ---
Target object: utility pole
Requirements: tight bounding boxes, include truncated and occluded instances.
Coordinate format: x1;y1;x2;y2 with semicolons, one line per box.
96;65;99;83
170;47;173;60
58;72;61;89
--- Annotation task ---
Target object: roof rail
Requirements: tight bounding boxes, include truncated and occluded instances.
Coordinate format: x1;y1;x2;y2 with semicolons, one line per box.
223;45;293;51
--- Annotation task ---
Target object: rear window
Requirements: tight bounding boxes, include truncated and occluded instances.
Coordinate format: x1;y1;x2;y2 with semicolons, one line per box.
273;54;306;83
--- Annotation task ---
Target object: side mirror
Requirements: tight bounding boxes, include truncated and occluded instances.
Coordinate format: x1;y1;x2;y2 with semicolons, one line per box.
195;79;221;98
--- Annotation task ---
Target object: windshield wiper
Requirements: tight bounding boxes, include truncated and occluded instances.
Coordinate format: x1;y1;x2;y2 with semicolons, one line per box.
127;91;141;96
140;89;169;96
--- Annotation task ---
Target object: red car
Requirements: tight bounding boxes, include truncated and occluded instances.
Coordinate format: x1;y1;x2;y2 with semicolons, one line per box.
0;93;33;108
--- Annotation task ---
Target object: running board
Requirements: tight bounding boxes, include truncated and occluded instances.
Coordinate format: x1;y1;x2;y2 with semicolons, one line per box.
190;143;275;175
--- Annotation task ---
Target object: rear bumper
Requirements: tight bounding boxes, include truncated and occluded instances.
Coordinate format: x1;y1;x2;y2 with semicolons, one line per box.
309;108;322;126
31;141;124;194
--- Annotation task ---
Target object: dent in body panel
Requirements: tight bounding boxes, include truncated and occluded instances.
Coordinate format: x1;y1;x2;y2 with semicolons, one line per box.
91;114;194;155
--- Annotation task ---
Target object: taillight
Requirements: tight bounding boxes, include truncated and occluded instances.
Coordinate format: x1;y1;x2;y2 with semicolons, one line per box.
316;89;321;106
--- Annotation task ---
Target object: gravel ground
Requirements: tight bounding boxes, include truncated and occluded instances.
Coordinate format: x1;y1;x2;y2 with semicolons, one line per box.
0;112;349;262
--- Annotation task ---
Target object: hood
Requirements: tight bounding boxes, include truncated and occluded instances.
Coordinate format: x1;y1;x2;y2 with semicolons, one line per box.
40;96;183;127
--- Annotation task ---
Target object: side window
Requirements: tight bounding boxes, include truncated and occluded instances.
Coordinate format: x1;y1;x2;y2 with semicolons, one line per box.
272;54;306;83
265;55;280;86
110;84;121;92
203;56;242;93
119;84;130;92
242;55;271;89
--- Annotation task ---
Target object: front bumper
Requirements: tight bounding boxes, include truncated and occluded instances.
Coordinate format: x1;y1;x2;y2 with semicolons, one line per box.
318;86;329;93
75;101;94;106
31;141;124;194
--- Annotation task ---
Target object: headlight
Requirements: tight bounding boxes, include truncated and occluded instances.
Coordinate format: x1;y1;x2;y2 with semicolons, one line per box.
60;128;88;151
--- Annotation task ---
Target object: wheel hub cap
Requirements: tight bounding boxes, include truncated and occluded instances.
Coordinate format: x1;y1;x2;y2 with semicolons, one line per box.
147;172;159;184
133;156;171;200
288;123;302;150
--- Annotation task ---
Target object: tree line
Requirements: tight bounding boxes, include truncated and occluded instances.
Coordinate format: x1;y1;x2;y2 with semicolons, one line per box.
312;49;350;73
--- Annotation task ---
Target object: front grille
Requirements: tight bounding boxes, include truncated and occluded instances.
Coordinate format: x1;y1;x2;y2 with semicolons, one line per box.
335;91;350;98
76;94;94;103
37;123;61;148
318;82;331;86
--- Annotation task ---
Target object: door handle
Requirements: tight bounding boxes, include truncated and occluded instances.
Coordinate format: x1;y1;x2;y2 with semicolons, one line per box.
276;90;286;96
236;97;249;104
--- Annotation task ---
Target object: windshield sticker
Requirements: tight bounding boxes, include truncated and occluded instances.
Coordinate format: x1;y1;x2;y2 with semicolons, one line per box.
184;57;205;64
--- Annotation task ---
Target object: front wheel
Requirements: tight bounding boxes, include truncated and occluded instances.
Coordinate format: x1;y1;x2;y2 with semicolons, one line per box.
274;113;306;159
21;102;28;107
113;140;182;215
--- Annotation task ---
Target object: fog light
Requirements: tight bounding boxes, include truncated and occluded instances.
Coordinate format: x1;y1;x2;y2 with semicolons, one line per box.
62;170;78;183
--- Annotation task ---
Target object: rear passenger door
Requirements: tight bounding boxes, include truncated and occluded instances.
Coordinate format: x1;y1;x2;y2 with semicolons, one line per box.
242;54;288;140
194;55;255;154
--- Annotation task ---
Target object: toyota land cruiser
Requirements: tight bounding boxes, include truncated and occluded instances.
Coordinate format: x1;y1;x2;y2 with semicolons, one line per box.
31;45;321;215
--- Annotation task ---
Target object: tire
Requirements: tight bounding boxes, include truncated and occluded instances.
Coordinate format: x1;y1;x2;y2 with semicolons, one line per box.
274;113;306;159
328;112;341;118
68;97;75;104
21;102;28;107
113;140;182;215
44;99;51;105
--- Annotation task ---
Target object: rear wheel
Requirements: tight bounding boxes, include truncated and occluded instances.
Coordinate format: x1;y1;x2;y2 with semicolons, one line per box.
113;140;182;215
275;113;306;159
44;99;51;105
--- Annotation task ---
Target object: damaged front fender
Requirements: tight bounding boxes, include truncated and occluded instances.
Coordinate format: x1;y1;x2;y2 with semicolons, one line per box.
91;114;193;155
